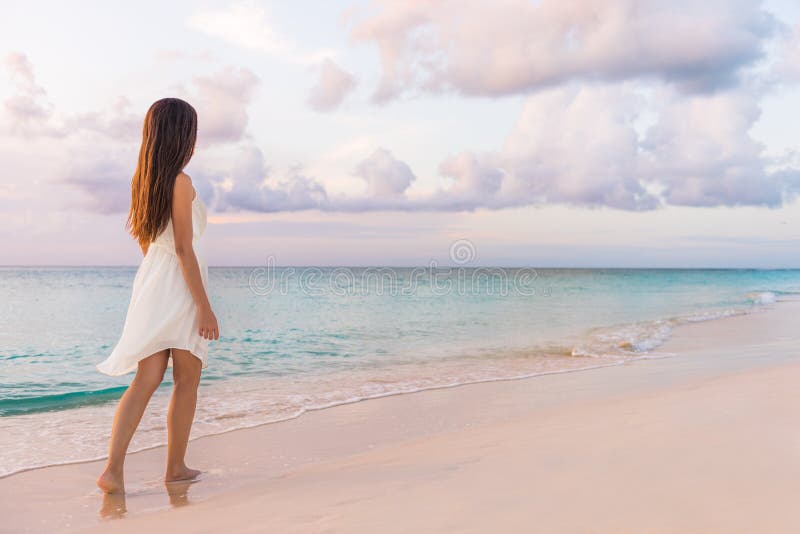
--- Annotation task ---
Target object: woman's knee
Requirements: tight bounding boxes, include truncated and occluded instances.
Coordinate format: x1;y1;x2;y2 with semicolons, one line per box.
173;370;200;391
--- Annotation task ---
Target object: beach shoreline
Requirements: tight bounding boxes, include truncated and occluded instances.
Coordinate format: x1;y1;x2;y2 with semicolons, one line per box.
2;268;790;481
3;299;800;532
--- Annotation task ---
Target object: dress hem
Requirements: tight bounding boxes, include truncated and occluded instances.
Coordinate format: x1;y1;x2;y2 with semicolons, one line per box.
96;343;208;377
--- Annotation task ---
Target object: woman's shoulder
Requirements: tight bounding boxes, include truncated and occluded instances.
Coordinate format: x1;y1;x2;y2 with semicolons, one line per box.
174;172;196;200
176;171;193;185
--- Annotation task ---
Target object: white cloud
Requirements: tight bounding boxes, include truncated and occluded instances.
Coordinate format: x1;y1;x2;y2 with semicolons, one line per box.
496;84;657;210
216;83;800;213
436;152;504;208
186;1;337;65
641;89;785;206
432;83;799;210
774;23;800;82
307;58;357;112
181;66;261;145
353;148;414;197
187;1;290;54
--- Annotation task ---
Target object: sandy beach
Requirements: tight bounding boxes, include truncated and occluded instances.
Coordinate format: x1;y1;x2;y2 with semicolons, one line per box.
7;0;800;531
3;300;800;533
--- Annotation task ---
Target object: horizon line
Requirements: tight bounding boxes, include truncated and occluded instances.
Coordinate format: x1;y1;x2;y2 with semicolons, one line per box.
1;265;799;271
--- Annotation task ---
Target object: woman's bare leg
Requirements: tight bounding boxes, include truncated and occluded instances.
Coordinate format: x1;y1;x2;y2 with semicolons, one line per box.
165;348;202;482
97;351;169;494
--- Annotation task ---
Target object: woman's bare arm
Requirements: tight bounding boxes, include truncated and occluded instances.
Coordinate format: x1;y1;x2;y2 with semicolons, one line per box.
171;172;219;340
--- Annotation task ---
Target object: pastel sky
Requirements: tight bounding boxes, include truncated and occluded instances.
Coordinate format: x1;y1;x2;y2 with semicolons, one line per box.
3;0;800;267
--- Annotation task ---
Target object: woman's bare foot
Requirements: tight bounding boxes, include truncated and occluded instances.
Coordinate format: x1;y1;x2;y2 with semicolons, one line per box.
165;465;202;483
96;467;124;494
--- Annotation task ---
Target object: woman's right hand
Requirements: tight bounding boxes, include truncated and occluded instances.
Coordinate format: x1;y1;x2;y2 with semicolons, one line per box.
198;306;219;340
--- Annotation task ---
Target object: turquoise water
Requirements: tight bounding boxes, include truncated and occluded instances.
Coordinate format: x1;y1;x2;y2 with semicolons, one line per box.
1;267;799;476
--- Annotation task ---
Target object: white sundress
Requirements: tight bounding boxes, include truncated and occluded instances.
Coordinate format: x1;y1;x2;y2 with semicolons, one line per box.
97;191;209;376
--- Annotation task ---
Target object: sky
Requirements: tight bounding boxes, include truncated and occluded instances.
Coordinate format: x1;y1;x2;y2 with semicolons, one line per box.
2;0;800;267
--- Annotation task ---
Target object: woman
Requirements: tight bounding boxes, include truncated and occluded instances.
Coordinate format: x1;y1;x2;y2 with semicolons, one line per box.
96;98;219;494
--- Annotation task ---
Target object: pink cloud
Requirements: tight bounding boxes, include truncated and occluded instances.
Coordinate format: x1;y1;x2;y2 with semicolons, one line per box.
307;58;357;112
2;53;260;147
2;52;63;137
352;0;778;102
354;148;414;197
182;66;260;145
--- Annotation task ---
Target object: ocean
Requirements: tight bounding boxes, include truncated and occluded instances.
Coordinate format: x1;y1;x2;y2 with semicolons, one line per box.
1;266;799;478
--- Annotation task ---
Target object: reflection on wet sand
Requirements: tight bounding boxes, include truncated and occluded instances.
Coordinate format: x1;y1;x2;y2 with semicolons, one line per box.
166;479;198;508
99;493;127;520
98;477;200;521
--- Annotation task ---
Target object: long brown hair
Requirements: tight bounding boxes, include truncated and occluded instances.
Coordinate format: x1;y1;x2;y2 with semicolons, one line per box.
127;98;197;248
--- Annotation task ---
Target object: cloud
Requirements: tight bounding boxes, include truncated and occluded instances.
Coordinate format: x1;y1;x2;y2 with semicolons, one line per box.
774;23;800;83
58;77;800;216
65;152;218;215
59;62;260;215
215;145;329;212
1;53;259;148
353;148;414;197
66;76;800;216
64;96;141;141
641;89;788;207
492;84;659;210
2;52;63;137
307;59;357;112
2;53;143;141
33;0;797;218
154;48;218;63
5;53;265;218
63;158;132;214
351;0;779;102
187;1;290;54
212;84;800;214
434;152;505;209
181;66;260;145
194;146;416;214
187;1;335;65
432;84;799;210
